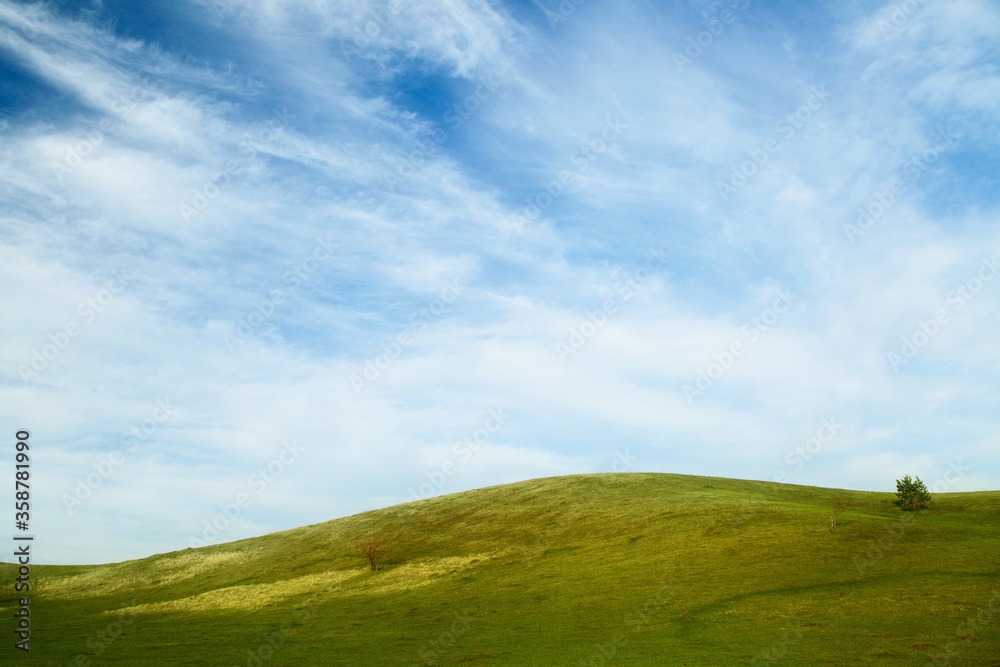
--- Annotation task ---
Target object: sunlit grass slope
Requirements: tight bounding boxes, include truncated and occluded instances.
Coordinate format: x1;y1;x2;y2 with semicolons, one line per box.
3;473;999;665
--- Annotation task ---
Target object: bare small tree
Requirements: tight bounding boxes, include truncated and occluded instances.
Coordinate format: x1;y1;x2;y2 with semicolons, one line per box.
830;499;851;532
357;537;385;572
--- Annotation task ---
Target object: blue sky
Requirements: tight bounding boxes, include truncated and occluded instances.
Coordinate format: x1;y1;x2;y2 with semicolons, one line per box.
1;0;997;565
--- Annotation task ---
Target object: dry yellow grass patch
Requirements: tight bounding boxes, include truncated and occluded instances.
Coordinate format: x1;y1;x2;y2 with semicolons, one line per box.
96;548;514;616
109;569;360;615
39;550;257;599
346;548;517;598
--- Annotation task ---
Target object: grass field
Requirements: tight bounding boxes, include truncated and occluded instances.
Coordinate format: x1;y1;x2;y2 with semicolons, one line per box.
3;473;999;665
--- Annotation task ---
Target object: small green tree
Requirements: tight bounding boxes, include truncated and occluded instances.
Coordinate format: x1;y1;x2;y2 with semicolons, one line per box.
894;475;931;511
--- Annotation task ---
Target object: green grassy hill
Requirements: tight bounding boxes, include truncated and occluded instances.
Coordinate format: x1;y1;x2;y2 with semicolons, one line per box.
4;473;999;665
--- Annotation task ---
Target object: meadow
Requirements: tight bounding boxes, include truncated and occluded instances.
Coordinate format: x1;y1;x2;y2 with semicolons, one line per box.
2;473;999;665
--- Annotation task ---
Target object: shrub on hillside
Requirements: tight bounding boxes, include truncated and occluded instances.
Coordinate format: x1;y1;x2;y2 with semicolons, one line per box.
894;475;931;511
357;536;386;571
